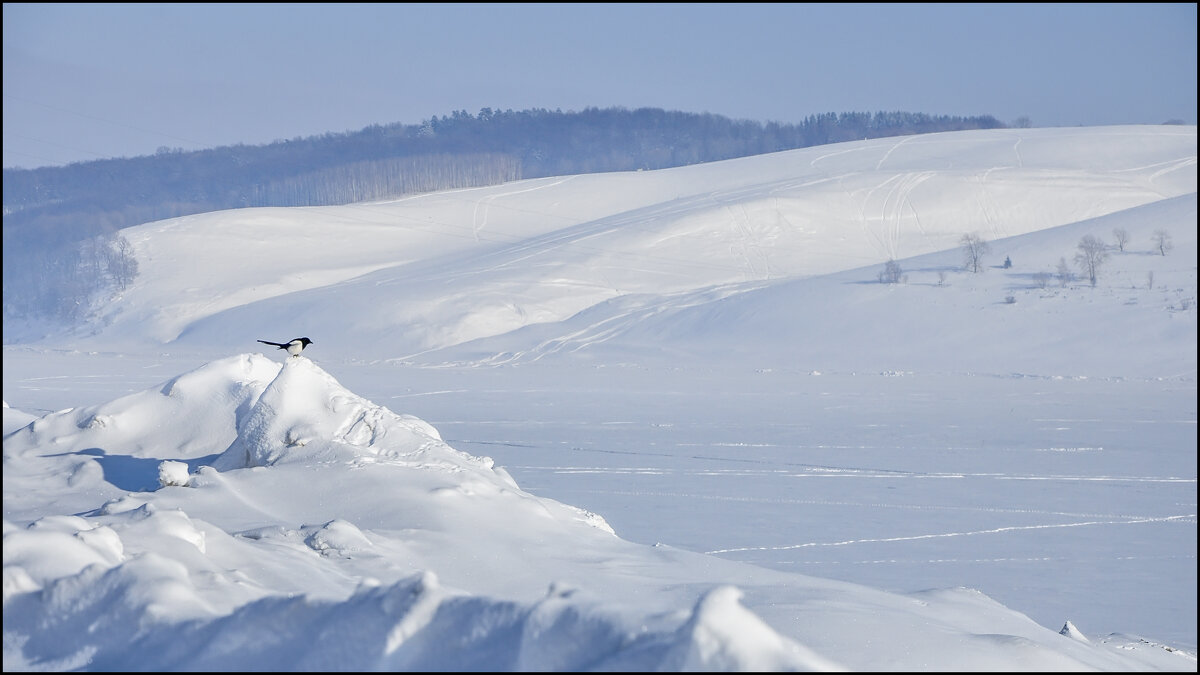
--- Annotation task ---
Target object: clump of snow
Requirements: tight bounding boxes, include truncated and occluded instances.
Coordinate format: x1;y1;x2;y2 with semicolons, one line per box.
157;461;191;488
304;519;372;556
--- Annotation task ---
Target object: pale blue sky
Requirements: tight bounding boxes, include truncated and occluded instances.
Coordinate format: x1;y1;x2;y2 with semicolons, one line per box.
3;3;1196;169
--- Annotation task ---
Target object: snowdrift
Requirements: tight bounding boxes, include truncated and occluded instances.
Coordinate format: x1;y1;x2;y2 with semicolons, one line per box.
4;355;1193;671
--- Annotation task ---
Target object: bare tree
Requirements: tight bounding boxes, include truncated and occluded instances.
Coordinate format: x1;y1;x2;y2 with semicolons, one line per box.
106;235;139;292
1074;234;1109;287
1112;228;1129;252
1056;257;1073;287
1152;229;1174;256
960;233;991;273
1033;271;1051;289
879;259;902;284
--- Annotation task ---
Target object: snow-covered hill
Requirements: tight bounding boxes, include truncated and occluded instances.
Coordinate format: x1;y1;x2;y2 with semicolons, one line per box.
88;125;1195;362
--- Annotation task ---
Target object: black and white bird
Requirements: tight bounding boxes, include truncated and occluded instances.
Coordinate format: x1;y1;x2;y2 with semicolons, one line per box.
257;337;313;357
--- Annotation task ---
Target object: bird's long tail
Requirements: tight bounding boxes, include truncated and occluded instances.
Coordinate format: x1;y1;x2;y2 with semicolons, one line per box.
257;340;286;348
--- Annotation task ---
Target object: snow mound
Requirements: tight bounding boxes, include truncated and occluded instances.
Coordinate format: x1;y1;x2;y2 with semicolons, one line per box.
211;355;496;477
5;353;280;463
3;355;838;670
3;400;39;436
660;585;845;671
1061;620;1091;643
3;568;842;671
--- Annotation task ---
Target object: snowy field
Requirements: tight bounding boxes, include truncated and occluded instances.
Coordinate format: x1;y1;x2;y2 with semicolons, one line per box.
4;125;1197;670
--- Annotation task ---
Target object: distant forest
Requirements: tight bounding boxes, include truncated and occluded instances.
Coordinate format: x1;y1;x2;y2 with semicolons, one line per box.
2;107;1005;331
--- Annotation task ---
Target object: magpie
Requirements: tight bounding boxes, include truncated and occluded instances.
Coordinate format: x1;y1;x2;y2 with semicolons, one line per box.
258;337;313;357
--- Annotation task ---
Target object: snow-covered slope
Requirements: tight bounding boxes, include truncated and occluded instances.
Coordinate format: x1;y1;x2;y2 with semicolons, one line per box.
90;125;1195;361
461;192;1197;377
